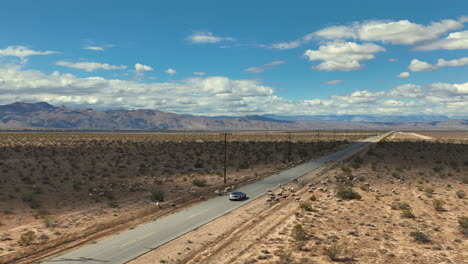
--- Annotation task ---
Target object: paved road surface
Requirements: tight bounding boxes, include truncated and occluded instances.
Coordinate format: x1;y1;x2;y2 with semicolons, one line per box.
43;132;391;263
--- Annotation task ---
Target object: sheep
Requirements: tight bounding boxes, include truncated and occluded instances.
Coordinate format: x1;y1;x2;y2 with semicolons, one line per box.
170;203;176;208
156;201;161;209
295;196;301;202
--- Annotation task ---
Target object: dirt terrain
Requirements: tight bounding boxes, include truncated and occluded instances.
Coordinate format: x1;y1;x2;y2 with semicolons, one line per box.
0;131;370;263
131;132;468;264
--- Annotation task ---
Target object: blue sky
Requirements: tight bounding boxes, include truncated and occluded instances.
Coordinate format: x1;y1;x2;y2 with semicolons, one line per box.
0;0;467;117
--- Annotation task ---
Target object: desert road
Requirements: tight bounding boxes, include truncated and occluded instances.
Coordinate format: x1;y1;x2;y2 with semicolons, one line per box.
43;132;392;264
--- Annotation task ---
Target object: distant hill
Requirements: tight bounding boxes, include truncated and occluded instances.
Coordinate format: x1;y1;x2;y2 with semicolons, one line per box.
0;102;466;131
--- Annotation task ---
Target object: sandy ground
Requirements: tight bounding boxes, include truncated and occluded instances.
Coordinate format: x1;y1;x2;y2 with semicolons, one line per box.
130;132;468;264
0;132;363;263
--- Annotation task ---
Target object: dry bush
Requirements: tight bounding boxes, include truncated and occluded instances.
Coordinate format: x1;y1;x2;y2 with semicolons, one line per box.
458;216;468;236
150;189;165;202
456;190;466;199
324;243;342;261
292;224;308;241
299;202;312;211
401;209;416;218
19;231;37;246
409;230;430;243
391;201;411;210
336;186;361;200
432;199;444;211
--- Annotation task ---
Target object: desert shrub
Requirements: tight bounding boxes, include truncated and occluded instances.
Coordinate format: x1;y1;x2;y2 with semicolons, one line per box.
424;187;435;195
335;174;353;186
409;230;430;243
341;166;352;175
277;250;294;264
194;160;204;168
391;201;411;210
150;189;165;202
309;194;317;201
19;231;37;246
359;184;370;191
458;216;468;236
456;190;466;199
43;215;57;227
324;243;341;261
192;179;207;187
3;209;13;215
336;186;361;200
432;199;444;211
401;209;416;218
299;202;312;211
292;224;308;241
462;176;468;184
351;157;364;168
391;172;402;179
107;200;119;208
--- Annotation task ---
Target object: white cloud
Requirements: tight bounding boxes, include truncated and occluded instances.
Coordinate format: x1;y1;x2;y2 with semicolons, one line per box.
389;58;399;62
323;79;343;85
407;59;437;72
244;60;285;73
436;57;468;67
429;82;468;96
187;32;234;44
135;63;153;72
271;18;463;50
396;72;410;78
56;61;126;72
84;46;104;51
1;63;467;116
387;84;423;98
332;90;385;103
193;72;206;76
304;41;385;71
165;68;177;76
416;30;468;50
0;46;57;59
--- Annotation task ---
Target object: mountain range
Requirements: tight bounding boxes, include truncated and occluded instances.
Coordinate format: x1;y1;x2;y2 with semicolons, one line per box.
0;102;466;130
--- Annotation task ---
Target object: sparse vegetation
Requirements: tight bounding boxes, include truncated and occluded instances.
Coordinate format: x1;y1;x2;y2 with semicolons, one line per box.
19;231;37;246
292;224;308;241
458;216;468;236
432;199;444;211
336;186;361;200
410;230;430;243
192;179;207;187
299;202;312;211
150;189;165;202
456;190;466;199
324;243;342;261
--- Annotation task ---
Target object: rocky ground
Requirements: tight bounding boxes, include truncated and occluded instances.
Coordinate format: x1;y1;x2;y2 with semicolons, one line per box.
130;132;468;264
0;132;363;262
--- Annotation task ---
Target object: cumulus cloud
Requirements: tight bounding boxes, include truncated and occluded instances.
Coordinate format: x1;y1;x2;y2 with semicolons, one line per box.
323;79;343;85
187;32;234;44
416;30;468;50
407;59;437;72
193;72;206;76
304;41;385;71
165;68;177;76
56;61;127;72
387;84;423;98
0;46;57;59
135;63;153;72
332;90;385;103
243;60;285;73
1;63;467;116
396;72;410;78
270;18;463;49
436;57;468;67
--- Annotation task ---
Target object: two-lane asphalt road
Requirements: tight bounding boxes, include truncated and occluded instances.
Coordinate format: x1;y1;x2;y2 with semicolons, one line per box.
43;132;392;263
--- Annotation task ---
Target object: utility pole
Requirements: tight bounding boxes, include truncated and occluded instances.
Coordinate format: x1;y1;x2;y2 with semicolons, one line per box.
316;130;320;155
287;131;291;163
220;133;231;184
